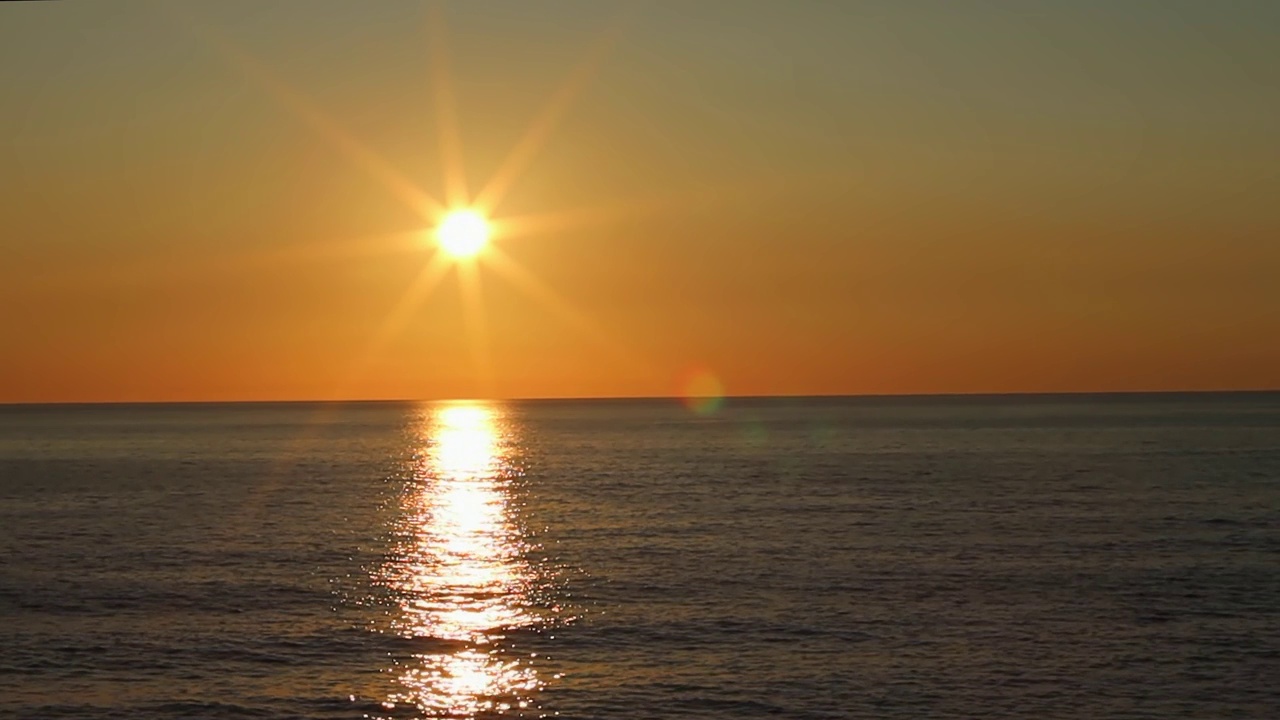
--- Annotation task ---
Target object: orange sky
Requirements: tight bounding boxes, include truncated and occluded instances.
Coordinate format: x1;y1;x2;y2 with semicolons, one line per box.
2;1;1278;403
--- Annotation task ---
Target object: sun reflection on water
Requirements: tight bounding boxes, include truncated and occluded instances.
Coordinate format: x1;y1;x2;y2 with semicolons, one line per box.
376;402;546;718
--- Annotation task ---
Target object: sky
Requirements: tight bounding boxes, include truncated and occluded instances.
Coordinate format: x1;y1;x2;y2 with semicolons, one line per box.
1;0;1278;403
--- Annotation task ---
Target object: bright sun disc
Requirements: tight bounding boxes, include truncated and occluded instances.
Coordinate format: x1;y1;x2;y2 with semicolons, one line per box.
436;210;490;258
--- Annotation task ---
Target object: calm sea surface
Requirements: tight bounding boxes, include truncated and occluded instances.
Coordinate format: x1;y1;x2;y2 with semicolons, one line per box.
1;395;1277;719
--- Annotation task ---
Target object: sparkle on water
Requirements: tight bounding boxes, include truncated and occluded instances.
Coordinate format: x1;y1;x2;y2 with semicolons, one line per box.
376;402;544;717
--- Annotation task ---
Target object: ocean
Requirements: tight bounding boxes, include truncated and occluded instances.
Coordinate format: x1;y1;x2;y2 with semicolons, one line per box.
1;394;1277;719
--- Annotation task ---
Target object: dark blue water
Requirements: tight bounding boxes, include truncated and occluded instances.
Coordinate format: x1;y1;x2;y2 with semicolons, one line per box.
2;394;1278;719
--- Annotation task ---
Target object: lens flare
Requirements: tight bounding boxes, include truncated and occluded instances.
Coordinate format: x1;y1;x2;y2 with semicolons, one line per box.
680;368;725;415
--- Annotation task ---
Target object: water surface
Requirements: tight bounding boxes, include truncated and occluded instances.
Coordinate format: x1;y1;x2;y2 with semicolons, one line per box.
1;394;1277;718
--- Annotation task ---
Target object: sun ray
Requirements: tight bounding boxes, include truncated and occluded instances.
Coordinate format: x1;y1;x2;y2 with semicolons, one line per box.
488;170;818;244
489;204;649;244
481;247;658;381
346;251;455;389
488;187;717;243
213;230;426;274
21;229;428;296
427;1;470;208
167;8;445;221
471;13;631;215
456;259;496;399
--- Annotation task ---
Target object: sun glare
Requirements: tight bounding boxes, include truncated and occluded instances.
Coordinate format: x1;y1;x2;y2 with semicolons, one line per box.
436;209;490;258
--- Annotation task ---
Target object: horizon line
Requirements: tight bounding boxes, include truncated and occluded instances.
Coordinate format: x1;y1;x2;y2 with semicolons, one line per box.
2;387;1278;408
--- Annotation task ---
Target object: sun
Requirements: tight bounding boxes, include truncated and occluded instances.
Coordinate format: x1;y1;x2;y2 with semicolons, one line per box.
436;209;491;258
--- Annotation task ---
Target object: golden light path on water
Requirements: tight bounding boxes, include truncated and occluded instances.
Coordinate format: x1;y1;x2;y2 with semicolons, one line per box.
377;402;547;718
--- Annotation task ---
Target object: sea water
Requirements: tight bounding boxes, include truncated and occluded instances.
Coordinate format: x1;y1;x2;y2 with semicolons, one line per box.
1;394;1277;718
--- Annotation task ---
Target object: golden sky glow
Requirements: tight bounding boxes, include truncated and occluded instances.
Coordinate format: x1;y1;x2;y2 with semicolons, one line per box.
1;1;1278;402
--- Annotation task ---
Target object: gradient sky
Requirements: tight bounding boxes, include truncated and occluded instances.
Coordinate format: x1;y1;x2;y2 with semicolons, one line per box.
2;0;1278;402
